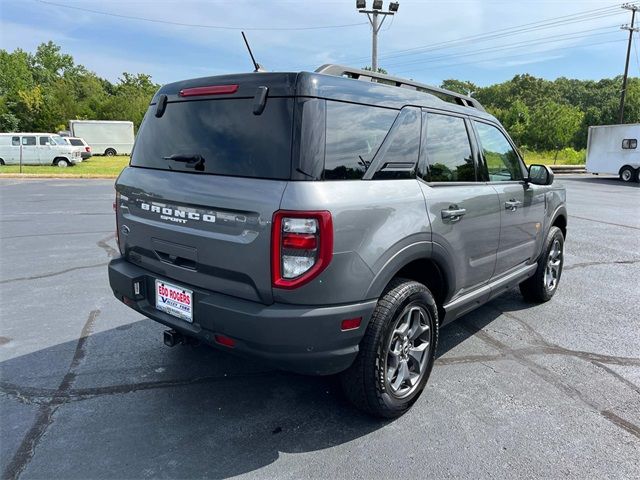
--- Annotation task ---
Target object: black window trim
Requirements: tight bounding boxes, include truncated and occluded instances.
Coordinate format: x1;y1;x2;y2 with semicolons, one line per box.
363;105;422;180
471;118;529;184
417;108;482;186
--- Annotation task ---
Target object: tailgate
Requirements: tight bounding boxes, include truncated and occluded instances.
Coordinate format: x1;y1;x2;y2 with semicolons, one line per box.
116;167;286;304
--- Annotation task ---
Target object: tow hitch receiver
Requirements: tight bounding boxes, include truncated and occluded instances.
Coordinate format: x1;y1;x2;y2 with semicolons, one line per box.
163;329;184;347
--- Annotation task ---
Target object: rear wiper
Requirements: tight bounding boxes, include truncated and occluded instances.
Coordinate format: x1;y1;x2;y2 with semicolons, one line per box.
163;154;205;172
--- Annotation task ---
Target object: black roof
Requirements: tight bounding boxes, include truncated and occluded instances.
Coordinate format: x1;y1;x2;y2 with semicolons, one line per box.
152;66;496;122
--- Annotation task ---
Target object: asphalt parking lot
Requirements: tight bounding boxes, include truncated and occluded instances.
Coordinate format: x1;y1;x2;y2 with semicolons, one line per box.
1;175;639;479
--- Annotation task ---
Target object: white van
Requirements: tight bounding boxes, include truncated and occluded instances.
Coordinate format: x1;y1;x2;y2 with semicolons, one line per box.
0;133;83;167
586;124;640;182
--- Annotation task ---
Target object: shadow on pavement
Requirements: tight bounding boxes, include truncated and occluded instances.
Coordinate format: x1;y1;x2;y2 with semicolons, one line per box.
0;297;513;479
561;175;639;188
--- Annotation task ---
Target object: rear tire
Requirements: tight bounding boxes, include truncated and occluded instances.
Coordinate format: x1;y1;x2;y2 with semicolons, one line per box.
519;226;564;303
54;158;69;168
619;165;635;183
0;158;5;166
340;279;439;418
105;148;117;156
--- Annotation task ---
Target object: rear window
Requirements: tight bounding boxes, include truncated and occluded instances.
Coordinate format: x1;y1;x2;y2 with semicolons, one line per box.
69;139;84;146
131;98;294;179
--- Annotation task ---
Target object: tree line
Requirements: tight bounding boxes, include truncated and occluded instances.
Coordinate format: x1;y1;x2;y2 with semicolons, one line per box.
1;42;638;152
441;75;639;151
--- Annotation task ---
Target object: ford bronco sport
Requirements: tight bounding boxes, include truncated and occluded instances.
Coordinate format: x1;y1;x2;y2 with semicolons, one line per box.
108;65;567;418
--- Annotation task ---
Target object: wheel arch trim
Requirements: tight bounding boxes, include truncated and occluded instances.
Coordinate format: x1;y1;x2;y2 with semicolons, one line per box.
365;241;456;302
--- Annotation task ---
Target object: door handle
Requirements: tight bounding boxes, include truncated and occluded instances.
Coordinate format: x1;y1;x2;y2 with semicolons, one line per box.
505;199;523;211
441;206;467;222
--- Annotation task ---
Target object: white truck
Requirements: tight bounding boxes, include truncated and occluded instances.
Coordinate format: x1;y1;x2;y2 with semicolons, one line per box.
586;123;640;183
68;120;134;156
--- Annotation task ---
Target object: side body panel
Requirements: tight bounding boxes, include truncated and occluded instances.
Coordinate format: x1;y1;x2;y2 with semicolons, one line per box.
490;182;546;275
420;182;501;301
276;179;430;305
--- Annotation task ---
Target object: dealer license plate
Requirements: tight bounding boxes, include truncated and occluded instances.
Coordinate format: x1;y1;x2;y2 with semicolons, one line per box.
155;280;193;323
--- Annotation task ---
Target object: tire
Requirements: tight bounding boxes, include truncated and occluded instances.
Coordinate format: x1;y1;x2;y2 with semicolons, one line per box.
619;165;635;183
519;226;564;303
55;158;69;168
340;279;439;418
0;158;5;166
104;148;117;156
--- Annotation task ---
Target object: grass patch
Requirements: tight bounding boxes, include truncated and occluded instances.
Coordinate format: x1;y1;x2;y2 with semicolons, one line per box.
0;155;129;177
521;148;586;166
0;149;587;178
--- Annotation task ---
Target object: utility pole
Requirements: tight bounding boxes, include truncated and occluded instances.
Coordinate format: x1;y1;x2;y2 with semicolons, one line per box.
618;3;639;124
356;1;399;72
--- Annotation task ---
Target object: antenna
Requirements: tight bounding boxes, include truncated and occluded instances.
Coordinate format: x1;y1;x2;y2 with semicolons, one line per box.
241;31;265;72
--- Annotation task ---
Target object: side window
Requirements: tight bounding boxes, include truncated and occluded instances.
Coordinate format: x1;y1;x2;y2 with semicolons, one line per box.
622;138;637;150
372;107;421;180
22;136;36;146
39;137;50;146
11;136;20;146
420;113;475;182
474;122;524;182
324;101;397;180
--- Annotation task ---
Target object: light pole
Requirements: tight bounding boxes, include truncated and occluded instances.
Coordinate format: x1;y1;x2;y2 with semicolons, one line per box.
356;1;399;72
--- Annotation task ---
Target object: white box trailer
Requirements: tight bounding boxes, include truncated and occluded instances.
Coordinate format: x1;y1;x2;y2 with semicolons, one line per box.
69;120;134;156
586;123;640;182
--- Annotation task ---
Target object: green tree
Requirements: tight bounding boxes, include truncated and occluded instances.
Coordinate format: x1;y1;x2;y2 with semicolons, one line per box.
528;101;584;159
440;79;478;96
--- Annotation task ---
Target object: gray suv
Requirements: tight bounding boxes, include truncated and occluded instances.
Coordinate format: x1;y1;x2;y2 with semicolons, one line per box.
108;65;567;418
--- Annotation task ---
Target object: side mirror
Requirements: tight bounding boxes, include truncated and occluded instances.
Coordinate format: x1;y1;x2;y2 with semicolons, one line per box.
527;164;554;186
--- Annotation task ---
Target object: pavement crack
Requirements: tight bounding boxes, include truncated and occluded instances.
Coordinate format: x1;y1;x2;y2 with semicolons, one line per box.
0;230;113;240
600;410;640;440
2;309;100;480
569;214;640;231
591;361;640;395
97;233;117;258
564;259;640;271
459;319;640;442
0;262;108;284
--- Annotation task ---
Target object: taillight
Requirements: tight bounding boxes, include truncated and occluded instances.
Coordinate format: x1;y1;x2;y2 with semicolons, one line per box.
271;211;333;289
85;146;91;152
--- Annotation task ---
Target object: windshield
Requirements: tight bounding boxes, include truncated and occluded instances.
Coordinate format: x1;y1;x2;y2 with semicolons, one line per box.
52;136;69;145
131;98;294;179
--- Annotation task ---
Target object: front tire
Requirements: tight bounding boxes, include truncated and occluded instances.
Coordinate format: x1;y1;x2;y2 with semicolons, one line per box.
341;279;439;418
520;226;564;303
55;158;69;168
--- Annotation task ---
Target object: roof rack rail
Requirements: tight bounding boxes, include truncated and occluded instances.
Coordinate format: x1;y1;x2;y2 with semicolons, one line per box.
315;64;485;112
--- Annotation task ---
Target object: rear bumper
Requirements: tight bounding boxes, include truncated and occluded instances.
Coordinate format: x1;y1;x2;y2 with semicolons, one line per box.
108;257;376;375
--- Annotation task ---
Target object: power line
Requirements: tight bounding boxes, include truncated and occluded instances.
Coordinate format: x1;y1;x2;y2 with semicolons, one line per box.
339;3;625;66
391;38;627;74
382;26;621;70
33;0;368;31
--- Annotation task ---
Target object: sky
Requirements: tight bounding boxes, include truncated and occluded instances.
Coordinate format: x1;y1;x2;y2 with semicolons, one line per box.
1;0;639;87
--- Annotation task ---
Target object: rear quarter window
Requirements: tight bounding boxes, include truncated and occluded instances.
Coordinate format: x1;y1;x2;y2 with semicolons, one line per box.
324;101;398;180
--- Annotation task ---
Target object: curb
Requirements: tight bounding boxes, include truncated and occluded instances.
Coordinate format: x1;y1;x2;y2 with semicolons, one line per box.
0;174;117;179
